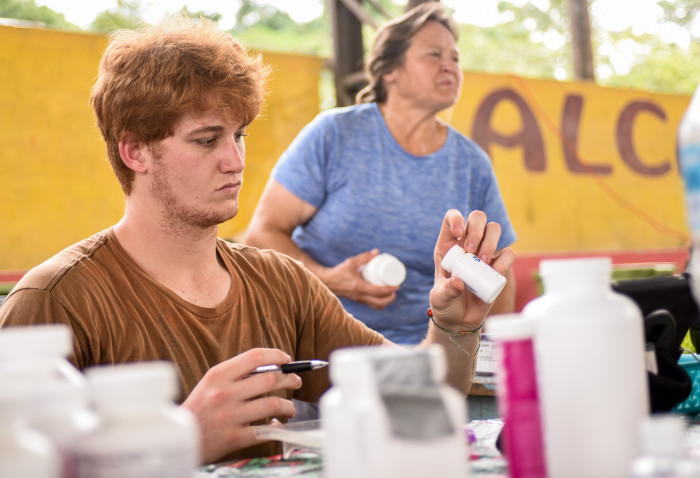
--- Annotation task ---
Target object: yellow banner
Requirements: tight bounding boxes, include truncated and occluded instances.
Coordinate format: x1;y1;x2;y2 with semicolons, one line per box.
447;72;692;252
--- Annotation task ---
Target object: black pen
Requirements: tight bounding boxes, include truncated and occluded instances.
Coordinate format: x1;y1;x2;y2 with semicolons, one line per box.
250;359;329;375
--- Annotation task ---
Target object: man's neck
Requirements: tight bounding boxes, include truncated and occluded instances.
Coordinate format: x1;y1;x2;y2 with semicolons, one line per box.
113;213;232;308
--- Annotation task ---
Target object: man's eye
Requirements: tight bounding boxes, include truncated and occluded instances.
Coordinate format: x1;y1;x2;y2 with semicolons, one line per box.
234;132;248;142
196;137;218;147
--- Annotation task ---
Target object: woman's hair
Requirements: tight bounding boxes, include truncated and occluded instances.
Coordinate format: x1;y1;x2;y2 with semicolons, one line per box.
355;2;458;104
90;16;269;194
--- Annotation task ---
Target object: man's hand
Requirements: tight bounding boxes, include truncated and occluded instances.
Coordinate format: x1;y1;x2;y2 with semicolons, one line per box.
181;348;302;464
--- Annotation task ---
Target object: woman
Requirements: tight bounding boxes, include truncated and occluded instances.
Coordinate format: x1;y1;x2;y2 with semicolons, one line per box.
245;2;516;345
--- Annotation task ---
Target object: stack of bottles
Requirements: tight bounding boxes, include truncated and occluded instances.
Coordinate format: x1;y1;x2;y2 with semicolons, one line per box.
0;324;199;478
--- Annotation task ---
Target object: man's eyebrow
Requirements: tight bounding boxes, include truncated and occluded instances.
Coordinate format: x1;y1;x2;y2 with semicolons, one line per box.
186;125;225;135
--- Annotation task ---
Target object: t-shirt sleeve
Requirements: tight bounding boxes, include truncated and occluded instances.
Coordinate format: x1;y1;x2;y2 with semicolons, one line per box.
290;260;384;402
271;112;337;208
0;288;90;369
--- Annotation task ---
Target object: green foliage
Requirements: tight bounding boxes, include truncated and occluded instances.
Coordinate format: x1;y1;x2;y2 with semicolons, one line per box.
603;41;700;95
0;0;79;30
89;0;146;32
1;0;697;95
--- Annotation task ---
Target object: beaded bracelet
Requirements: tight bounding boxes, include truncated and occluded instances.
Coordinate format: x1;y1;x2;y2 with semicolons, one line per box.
427;307;483;358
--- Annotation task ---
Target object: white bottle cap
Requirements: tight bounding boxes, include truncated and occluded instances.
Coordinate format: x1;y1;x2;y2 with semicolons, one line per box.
361;253;406;286
86;361;179;410
539;257;612;278
441;245;506;304
484;313;536;340
0;324;73;360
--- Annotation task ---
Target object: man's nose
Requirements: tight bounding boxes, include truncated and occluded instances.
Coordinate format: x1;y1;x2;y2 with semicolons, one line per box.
220;138;245;173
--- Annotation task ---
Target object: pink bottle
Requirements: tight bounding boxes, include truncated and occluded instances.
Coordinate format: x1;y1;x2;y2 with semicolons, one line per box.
486;314;546;478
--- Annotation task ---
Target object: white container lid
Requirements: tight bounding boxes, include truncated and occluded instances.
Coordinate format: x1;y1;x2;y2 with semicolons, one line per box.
86;361;178;408
0;324;73;360
375;254;406;286
484;313;536;340
440;245;465;273
539;256;612;278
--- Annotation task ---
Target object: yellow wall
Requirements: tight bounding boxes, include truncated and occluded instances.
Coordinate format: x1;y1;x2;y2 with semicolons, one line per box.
0;25;692;271
0;25;322;270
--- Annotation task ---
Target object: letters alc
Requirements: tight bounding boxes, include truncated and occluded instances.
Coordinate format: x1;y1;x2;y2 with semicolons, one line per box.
470;88;672;177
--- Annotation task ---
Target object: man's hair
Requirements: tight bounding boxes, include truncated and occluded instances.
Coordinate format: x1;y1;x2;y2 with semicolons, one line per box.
355;2;458;104
91;16;269;194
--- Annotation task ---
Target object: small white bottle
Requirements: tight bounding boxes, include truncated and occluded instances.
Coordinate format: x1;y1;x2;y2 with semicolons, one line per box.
74;361;200;478
0;390;60;478
440;245;506;303
361;253;407;286
523;257;649;478
631;414;699;477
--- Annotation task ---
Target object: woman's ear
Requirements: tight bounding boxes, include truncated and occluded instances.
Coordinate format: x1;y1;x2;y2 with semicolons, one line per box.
118;132;149;173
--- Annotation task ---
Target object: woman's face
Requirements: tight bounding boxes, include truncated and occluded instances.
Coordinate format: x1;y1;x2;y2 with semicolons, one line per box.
383;20;462;112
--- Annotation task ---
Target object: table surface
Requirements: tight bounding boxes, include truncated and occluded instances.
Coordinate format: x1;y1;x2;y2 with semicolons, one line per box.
196;419;507;477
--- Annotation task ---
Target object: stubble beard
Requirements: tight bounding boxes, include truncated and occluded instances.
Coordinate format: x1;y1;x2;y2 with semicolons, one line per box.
150;156;237;233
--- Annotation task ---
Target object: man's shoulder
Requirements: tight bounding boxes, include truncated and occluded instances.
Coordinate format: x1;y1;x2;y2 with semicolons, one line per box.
14;229;113;293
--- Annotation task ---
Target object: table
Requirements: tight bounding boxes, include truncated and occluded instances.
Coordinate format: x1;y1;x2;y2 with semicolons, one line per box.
196;419;508;477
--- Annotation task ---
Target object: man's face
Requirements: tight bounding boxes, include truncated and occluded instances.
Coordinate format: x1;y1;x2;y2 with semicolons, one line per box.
146;107;247;231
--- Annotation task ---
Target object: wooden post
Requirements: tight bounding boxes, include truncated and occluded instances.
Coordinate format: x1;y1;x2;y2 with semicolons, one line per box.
567;0;596;81
330;0;366;106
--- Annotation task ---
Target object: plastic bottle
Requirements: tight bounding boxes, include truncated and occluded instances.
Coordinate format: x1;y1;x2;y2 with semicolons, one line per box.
631;414;700;478
485;314;546;478
321;346;468;478
0;389;60;478
73;361;199;478
441;245;506;303
679;84;700;305
361;252;407;286
0;324;91;477
522;257;649;478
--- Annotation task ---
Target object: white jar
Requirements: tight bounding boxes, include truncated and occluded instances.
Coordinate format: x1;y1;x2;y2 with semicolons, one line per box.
74;361;200;478
440;245;506;303
0;324;91;477
361;253;407;286
321;346;467;478
0;390;60;478
523;257;649;478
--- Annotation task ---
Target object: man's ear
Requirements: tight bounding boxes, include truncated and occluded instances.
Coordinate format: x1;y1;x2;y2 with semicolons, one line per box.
118;132;149;173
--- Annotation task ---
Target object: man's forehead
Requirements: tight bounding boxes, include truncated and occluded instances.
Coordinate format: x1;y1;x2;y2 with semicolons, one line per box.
177;107;247;132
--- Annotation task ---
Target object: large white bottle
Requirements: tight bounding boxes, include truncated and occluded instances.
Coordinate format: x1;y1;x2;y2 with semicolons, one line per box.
0;390;60;478
73;361;199;478
0;324;91;477
522;257;649;478
679;84;700;305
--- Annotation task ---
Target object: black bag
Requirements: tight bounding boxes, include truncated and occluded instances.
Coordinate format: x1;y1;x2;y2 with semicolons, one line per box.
612;274;698;412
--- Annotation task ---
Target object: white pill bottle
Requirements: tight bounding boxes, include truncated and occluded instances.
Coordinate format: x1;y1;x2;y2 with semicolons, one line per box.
361;253;407;286
0;324;91;478
74;361;200;478
0;389;60;478
441;245;506;303
522;257;649;478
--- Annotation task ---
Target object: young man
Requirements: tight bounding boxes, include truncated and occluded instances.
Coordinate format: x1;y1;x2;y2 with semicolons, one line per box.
0;17;514;464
